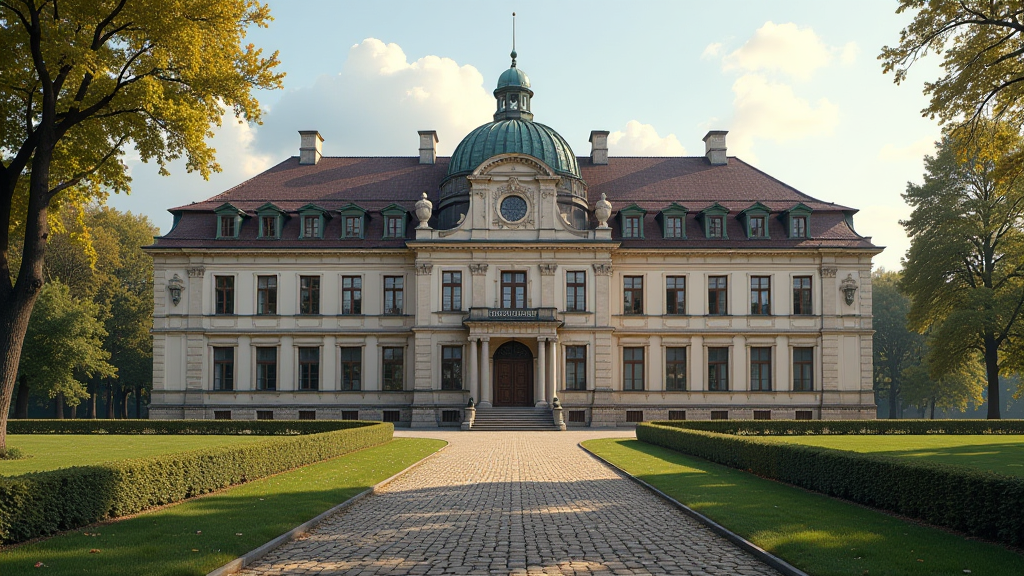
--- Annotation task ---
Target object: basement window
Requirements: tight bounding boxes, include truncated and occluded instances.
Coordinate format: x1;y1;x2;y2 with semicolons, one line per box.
382;410;401;423
668;410;686;421
341;410;359;421
625;410;644;423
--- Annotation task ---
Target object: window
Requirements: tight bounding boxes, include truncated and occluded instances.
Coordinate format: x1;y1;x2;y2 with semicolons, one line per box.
623;347;645;391
214;410;231;420
255;347;277;391
664;216;684;238
442;271;462;311
708;276;728;315
385;215;404;238
342;276;362;314
568;410;587;423
441;410;461;423
749;216;767;238
257;276;277;315
219;216;236;238
260;215;277;238
565;346;587;390
300;276;320;315
383;276;404;315
791;216;808;238
344;215;363;238
340;347;362;391
501;271;527;309
625;410;644;423
795;410;814;421
668;410;686;421
793;276;812;315
754;410;772;420
750;276;770;315
710;410;728;420
750;347;772;391
566;271;586;312
441;346;463;390
382;347;404;391
624;276;644;315
215;276;234;315
708;216;724;238
793;347;814;391
382;410;401;422
665;347;687;391
302;215;321;238
708;347;729;391
298;410;316;420
666;276;685;314
623;216;641;238
213;347;234;391
341;410;359;420
298;347;319;391
256;410;274;420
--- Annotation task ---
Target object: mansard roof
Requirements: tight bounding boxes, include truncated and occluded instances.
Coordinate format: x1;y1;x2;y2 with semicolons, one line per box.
153;155;875;250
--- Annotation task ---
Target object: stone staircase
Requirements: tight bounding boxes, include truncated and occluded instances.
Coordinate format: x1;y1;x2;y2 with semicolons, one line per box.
469;406;562;431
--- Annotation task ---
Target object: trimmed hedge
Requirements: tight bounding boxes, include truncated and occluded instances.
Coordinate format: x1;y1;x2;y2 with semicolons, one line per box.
0;422;392;544
650;419;1024;435
636;422;1024;547
7;419;371;435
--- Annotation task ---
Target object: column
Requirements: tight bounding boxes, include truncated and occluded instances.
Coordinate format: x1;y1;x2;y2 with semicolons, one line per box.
548;339;557;403
536;337;547;407
479;338;491;407
468;337;479;403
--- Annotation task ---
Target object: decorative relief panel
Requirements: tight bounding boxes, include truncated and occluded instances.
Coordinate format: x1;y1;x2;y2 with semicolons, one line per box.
820;266;837;278
469;263;489;276
415;263;433;275
187;266;206;278
492;177;535;230
539;263;558;276
592;263;613;275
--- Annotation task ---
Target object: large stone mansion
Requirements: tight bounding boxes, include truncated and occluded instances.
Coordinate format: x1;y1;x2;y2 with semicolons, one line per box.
146;51;880;426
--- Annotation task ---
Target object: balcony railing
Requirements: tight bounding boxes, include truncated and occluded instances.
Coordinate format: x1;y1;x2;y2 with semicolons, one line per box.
466;307;559;322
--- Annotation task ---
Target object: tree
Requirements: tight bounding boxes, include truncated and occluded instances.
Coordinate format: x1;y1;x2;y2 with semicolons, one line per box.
902;360;985;418
881;1;1024;131
0;1;283;454
872;270;926;419
901;121;1024;419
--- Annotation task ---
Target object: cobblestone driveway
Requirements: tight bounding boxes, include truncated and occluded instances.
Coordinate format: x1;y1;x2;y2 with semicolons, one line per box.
236;430;780;576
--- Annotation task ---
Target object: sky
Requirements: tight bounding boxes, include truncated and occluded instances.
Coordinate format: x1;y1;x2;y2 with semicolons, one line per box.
108;0;946;271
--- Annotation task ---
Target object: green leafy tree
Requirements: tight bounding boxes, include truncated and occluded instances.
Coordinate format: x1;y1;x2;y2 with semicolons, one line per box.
902;360;985;418
872;270;926;419
0;1;284;453
901;121;1024;419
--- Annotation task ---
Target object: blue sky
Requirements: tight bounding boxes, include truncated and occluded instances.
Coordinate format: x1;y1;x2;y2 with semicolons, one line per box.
110;1;945;271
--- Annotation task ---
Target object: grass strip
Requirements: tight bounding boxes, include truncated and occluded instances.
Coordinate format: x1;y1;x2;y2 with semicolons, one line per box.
583;438;1024;576
0;437;445;576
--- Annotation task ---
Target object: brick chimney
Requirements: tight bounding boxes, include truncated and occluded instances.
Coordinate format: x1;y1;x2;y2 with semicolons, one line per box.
298;130;323;165
703;130;728;166
418;130;438;165
589;130;609;165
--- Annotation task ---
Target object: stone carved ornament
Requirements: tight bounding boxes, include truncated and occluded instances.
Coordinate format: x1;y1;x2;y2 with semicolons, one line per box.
167;274;184;306
595;193;612;229
469;263;489;276
415;192;433;229
840;273;859;306
493;177;535;229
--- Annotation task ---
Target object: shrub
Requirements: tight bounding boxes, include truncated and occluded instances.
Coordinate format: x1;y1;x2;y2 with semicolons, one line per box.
6;419;371;435
649;419;1024;435
0;422;392;544
636;423;1024;547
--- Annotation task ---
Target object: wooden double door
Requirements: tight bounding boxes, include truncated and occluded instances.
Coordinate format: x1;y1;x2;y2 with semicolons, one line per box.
492;341;533;407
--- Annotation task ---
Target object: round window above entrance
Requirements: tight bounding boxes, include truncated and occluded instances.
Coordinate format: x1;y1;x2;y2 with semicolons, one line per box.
499;195;528;222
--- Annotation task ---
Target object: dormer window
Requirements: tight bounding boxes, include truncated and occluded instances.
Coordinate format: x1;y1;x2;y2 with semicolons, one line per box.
255;202;285;240
658;203;688;239
213;203;245;239
219;216;236;238
380;204;408;239
338;203;367;239
345;216;362;237
260;215;277;238
791;216;807;238
782;203;813;240
618;204;647;239
709;216;724;238
303;216;320;238
750;216;766;238
386;216;403;237
740;202;771;240
297;203;328;239
700;203;730;239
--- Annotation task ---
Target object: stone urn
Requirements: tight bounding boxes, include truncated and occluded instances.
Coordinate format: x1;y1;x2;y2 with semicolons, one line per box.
595;193;612;229
415;192;433;229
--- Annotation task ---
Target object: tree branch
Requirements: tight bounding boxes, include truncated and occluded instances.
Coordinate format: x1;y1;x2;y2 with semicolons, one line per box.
44;135;128;202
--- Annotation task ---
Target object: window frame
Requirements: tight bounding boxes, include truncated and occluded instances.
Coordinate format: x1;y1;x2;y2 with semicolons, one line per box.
665;347;687;391
501;271;528;309
793;276;813;315
622;347;645;391
214;275;235;315
338;204;367;239
341;276;363;315
255;347;277;391
297;347;320;391
218;215;236;238
708;275;728;315
618;204;647;239
707;347;729;391
256;275;278;315
566;271;586;312
565;345;587;391
623;275;644;315
750;347;772;391
750;276;771;315
666;276;686;315
381;204;408;239
212;347;234;391
214;203;244;239
440;345;463;391
381;347;405;391
302;215;321;239
442;271;462;312
299;275;321;315
340;347;362;391
793;347;814;391
383;276;404;315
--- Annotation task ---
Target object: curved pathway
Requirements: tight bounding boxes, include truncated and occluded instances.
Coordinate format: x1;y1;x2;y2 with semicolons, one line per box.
237;430;780;576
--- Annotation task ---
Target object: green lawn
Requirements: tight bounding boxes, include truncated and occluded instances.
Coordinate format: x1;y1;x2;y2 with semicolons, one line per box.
771;434;1024;476
584;438;1024;576
0;434;271;476
0;437;445;576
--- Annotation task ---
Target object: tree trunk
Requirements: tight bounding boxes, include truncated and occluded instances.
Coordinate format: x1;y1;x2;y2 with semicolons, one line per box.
119;389;129;419
14;375;29;419
54;393;64;419
984;336;1001;419
929;398;936;419
0;279;43;452
87;380;97;419
135;384;141;419
106;378;113;419
888;378;901;419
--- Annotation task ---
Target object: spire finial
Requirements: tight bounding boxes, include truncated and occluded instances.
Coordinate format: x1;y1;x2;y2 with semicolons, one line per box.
510;12;517;67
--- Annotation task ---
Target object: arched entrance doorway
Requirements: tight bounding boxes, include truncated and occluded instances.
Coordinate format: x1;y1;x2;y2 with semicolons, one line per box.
493;341;534;407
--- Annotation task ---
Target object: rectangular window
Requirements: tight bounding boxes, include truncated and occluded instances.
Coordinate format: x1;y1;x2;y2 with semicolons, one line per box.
795;410;813;421
568;410;586;423
791;216;808;238
341;410;359;421
793;347;814;391
750;347;772;391
345;216;362;238
298;347;320;391
213;347;234;391
666;276;686;315
565;346;587;390
214;410;231;420
708;347;729;391
303;215;320;238
382;347;404;391
501;271;527;309
708;216;724;238
257;275;277;315
219;216;235;238
625;410;644;423
566;271;586;312
340;347;362;391
708;276;728;315
665;347;687;391
256;347;277;391
383;276;404;315
386;216;404;238
298;410;316;420
793;276;812;315
442;271;462;311
441;346;463;390
668;410;686;421
215;276;234;315
754;410;772;420
260;216;277;238
665;216;683;238
342;276;362;314
710;410;729;420
299;276;320;315
441;410;461;423
750;215;766;238
623;347;645;391
256;410;274;420
750;276;770;315
382;410;401;422
623;276;644;315
623;215;641;238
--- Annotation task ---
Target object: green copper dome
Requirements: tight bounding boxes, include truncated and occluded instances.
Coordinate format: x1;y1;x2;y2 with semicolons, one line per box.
496;66;530;89
446;119;581;179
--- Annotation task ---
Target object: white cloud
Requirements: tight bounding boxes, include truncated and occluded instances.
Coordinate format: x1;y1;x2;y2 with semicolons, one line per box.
722;21;851;81
727;74;839;160
701;42;723;59
608;121;687;156
878;137;936;163
840;41;860;65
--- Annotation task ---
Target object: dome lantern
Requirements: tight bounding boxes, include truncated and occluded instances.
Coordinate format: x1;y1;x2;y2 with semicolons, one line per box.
494;51;534;122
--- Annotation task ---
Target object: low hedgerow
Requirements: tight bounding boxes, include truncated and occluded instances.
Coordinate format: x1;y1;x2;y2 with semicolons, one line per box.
0;422;392;544
636;422;1024;547
6;419;370;435
650;419;1024;435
